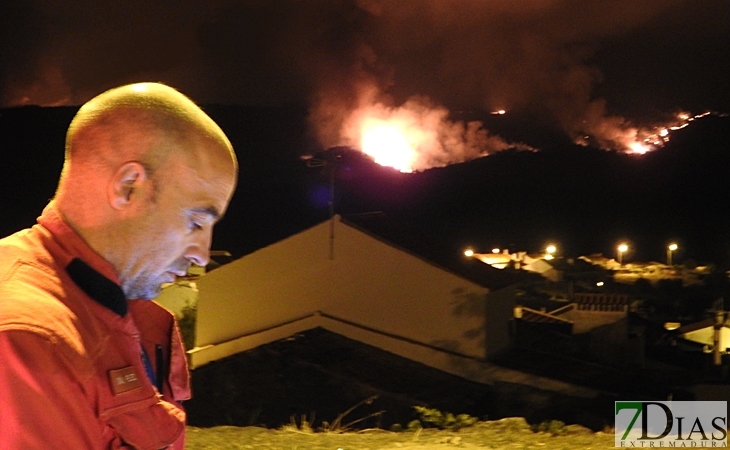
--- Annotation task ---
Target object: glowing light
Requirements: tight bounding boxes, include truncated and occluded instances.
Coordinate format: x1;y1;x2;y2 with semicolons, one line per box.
628;111;713;154
617;243;628;265
544;244;557;261
667;243;678;266
630;142;651;154
581;110;714;154
492;248;500;254
341;94;531;172
360;120;416;173
491;110;506;115
130;84;148;93
596;281;604;287
464;249;474;257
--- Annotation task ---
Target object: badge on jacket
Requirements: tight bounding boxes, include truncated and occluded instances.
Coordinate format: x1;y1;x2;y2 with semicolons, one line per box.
109;366;143;395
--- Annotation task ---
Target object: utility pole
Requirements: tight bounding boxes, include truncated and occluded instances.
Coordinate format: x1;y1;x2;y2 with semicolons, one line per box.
714;297;725;367
303;147;347;260
328;157;336;260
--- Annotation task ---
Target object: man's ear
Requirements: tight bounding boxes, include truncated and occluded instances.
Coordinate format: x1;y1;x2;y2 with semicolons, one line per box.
109;162;148;210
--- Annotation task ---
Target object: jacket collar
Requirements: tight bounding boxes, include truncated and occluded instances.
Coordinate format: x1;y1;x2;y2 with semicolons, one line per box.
66;258;127;317
38;202;128;317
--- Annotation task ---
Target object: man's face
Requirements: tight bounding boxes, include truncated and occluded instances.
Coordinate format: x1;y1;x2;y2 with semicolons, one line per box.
118;137;236;300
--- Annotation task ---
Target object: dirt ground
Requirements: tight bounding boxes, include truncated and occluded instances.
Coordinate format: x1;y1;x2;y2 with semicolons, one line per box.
185;417;617;449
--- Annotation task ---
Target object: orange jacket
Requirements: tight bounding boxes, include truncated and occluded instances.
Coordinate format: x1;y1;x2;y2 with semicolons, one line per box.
0;203;191;449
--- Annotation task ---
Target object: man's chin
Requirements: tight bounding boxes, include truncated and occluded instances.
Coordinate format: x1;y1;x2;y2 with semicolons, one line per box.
124;285;163;301
143;286;164;300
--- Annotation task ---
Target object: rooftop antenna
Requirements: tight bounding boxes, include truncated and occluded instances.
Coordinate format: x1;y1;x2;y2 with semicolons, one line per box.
303;147;349;260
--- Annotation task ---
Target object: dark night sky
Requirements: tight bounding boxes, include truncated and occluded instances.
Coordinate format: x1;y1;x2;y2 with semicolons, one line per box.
2;1;729;139
2;1;730;266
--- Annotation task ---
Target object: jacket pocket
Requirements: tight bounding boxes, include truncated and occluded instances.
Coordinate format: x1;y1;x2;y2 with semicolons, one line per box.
100;396;185;450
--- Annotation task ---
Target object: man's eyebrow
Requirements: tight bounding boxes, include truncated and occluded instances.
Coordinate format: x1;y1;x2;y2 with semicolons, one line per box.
191;206;222;221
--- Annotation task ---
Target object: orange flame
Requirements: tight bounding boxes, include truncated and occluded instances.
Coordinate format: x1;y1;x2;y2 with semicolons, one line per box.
622;111;712;155
360;119;417;173
341;96;528;172
629;142;650;155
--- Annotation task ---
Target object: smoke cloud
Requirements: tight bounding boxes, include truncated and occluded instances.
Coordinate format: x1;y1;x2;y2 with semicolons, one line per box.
304;0;699;159
2;0;728;162
333;86;532;171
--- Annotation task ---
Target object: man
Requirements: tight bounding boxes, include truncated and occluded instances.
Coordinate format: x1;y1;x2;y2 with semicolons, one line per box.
0;83;238;448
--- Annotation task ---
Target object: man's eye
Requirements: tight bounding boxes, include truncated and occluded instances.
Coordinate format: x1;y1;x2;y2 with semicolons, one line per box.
189;219;204;231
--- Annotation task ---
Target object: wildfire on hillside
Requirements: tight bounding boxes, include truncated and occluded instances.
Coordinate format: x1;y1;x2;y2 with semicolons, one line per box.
319;75;718;173
345;100;714;172
339;96;532;173
360;119;418;173
621;111;712;155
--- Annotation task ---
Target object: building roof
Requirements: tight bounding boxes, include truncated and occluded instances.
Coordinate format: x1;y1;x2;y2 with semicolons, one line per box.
341;213;542;291
572;292;629;306
677;318;724;335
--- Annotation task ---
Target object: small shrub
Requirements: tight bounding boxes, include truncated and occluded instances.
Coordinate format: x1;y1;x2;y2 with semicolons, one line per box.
320;395;383;433
412;406;478;431
177;304;196;352
282;414;315;434
407;420;423;431
532;419;566;435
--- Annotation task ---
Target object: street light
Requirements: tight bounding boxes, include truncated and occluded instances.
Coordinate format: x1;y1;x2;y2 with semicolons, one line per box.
667;243;678;266
545;245;556;260
617;244;628;266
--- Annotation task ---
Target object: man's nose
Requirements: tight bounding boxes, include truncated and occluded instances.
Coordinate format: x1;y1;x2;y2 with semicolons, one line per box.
184;233;212;268
185;246;210;268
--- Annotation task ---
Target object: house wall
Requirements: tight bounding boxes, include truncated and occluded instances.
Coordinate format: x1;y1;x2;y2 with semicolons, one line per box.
588;317;629;367
330;220;490;357
562;309;627;334
484;285;520;355
196;220;333;347
194;217;501;368
684;327;730;351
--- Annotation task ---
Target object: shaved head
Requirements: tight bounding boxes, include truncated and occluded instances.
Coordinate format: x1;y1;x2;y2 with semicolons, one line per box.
58;82;236;200
55;82;239;299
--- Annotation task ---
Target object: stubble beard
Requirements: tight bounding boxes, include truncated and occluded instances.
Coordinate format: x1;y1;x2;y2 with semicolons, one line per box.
121;273;164;300
122;258;190;300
